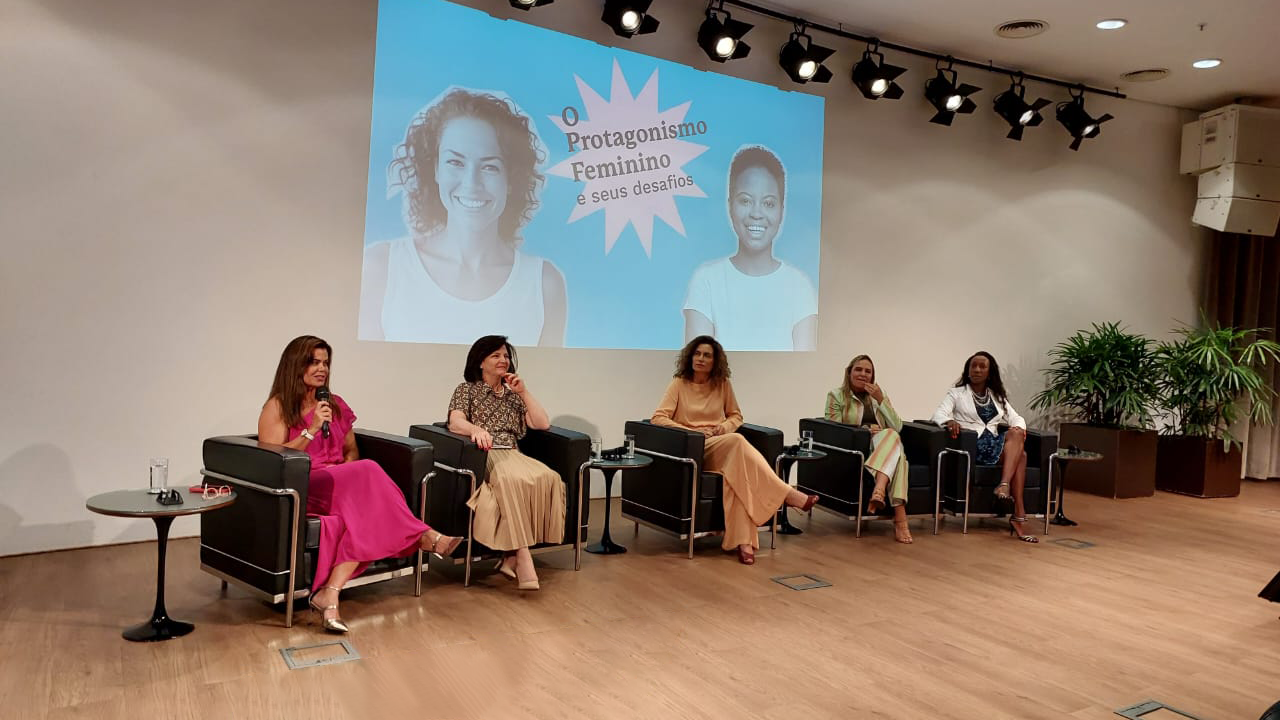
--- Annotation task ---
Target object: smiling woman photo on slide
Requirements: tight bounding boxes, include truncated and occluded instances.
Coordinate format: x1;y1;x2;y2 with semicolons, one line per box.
360;87;566;346
683;145;817;351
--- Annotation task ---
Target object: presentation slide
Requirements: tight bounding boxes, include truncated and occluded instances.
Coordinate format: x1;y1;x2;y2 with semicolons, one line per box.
359;0;825;351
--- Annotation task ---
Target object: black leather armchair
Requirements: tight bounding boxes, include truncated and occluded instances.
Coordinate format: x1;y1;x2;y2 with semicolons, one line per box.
618;420;783;558
199;429;434;627
407;423;590;586
927;422;1058;534
794;418;946;536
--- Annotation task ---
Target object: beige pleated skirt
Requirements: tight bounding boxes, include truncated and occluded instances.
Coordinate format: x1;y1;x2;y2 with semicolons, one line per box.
466;449;566;551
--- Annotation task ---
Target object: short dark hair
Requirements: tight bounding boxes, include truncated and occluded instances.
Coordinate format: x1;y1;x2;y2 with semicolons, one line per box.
675;335;731;383
463;335;517;382
728;145;786;208
955;350;1009;404
391;88;545;244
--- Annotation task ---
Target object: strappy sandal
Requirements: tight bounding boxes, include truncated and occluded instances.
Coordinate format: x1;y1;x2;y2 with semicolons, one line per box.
427;530;462;558
867;487;886;514
1008;517;1039;543
308;585;349;633
993;482;1012;503
893;520;914;544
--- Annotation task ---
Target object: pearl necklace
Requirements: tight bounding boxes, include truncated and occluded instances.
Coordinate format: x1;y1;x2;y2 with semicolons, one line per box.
971;388;994;407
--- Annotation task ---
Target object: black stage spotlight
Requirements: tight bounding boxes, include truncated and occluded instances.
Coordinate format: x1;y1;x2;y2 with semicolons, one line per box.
697;2;752;62
992;75;1050;140
924;60;980;125
851;41;906;100
1055;87;1113;151
602;0;658;39
508;0;552;10
779;27;834;84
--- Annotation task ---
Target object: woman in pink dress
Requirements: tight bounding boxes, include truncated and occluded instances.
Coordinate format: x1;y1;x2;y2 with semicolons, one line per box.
257;335;461;632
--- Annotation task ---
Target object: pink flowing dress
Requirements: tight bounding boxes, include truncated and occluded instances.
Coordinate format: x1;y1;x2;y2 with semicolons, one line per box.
287;395;429;590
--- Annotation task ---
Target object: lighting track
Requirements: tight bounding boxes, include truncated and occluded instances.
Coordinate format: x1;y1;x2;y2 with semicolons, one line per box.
720;0;1125;99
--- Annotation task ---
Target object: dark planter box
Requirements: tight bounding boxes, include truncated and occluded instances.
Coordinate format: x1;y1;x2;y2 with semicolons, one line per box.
1155;434;1243;498
1058;423;1157;498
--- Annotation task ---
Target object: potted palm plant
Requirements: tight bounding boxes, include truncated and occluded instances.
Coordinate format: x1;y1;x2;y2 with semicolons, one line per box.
1029;322;1161;498
1154;321;1280;497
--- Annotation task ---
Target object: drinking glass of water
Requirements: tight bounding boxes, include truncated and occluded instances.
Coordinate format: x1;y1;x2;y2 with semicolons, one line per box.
800;430;814;451
149;457;169;494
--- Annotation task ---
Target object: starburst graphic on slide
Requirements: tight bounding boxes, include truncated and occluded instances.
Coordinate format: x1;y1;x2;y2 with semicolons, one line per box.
548;60;708;256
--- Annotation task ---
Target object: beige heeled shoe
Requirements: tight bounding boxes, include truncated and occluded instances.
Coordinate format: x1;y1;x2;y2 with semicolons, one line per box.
308;585;349;633
514;560;540;591
495;555;518;581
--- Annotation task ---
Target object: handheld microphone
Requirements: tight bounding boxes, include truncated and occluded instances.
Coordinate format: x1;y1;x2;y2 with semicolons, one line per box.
315;386;331;438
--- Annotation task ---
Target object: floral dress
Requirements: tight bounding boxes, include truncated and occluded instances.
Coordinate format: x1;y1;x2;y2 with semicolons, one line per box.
974;399;1006;465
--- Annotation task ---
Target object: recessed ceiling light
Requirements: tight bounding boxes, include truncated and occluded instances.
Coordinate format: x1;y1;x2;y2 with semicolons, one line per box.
1096;19;1127;30
1192;58;1222;69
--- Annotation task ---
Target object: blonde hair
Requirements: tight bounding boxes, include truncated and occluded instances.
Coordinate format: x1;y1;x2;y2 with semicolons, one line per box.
839;354;875;423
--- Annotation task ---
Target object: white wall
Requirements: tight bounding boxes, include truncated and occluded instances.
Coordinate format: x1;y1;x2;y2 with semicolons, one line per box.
0;0;1204;556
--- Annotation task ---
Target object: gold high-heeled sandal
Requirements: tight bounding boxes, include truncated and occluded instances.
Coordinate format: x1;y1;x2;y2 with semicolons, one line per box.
308;585;349;633
426;530;462;559
867;487;887;514
893;520;914;544
993;482;1012;503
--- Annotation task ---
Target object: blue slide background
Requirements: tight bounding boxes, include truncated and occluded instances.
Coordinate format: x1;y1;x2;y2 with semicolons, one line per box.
363;0;825;350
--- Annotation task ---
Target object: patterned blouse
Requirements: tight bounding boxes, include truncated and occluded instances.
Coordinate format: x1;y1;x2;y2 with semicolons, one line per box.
449;381;528;447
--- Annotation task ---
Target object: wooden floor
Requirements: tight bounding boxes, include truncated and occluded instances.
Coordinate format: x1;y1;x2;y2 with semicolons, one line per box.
3;485;1280;720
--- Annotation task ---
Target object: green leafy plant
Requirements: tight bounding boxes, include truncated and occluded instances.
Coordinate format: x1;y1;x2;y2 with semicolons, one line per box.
1155;320;1280;450
1029;321;1159;428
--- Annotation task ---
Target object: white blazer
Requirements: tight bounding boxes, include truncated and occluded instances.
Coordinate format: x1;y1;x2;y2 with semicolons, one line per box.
931;386;1027;436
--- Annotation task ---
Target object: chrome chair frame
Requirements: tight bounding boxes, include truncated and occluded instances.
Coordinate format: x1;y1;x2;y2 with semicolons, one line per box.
198;468;435;627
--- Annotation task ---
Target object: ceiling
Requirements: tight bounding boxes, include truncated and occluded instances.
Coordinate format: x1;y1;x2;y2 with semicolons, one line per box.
741;0;1280;111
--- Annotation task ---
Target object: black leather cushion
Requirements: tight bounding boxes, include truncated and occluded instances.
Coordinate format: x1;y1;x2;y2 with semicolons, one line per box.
201;436;313;595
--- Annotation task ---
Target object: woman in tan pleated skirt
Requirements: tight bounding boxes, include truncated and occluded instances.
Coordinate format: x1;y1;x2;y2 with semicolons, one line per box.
448;335;565;590
651;335;817;565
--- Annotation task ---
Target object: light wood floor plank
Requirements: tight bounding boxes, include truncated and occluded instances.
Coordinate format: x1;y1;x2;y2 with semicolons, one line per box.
4;484;1280;719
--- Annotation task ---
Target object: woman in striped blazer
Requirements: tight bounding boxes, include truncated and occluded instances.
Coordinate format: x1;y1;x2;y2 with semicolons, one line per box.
825;354;912;544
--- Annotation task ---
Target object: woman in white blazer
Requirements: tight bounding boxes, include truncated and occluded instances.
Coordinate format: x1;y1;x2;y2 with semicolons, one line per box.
931;351;1037;543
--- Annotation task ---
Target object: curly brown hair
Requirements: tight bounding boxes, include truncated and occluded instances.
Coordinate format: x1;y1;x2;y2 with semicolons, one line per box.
390;87;545;243
674;335;731;383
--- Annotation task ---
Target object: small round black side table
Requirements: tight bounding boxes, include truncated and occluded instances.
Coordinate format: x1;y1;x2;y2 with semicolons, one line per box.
774;447;827;534
580;454;652;555
1048;449;1103;529
86;488;236;641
